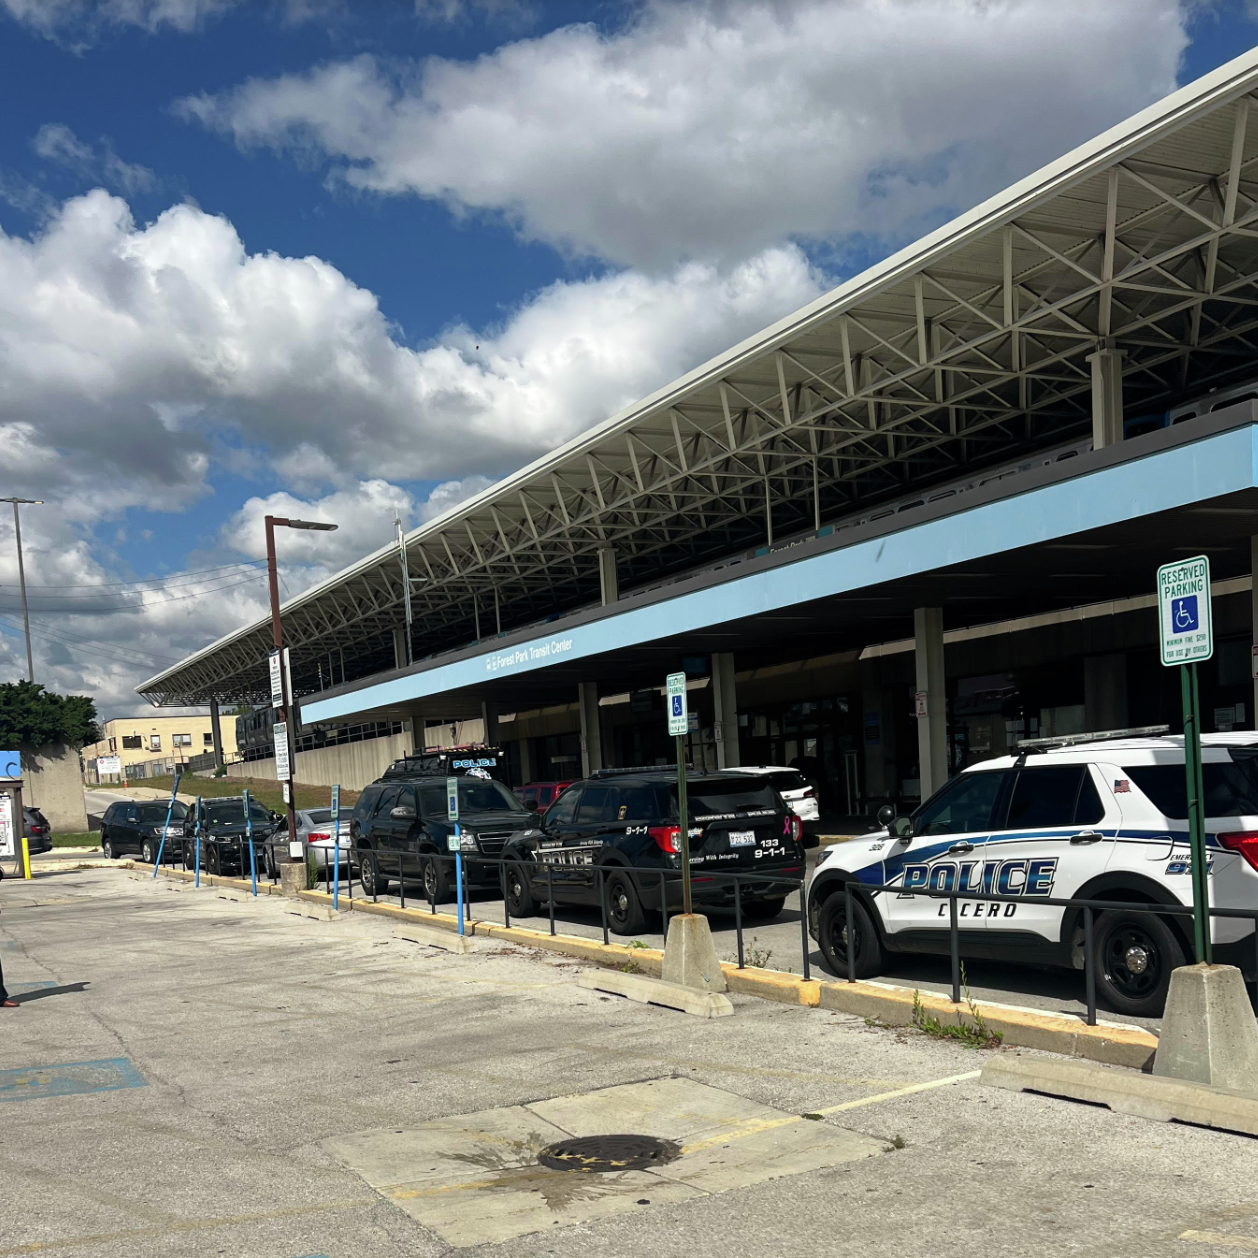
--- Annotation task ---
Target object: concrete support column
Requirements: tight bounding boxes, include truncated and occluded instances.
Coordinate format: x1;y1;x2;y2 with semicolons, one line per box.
480;700;499;749
392;625;408;670
914;607;947;800
1086;344;1125;449
517;736;534;786
598;546;619;605
209;699;224;770
712;652;740;769
578;682;603;777
1084;653;1128;734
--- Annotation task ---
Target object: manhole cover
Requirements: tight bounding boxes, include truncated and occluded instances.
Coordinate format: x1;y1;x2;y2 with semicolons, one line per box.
537;1134;681;1173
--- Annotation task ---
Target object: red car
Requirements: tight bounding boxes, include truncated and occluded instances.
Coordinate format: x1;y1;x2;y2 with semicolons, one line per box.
515;781;574;813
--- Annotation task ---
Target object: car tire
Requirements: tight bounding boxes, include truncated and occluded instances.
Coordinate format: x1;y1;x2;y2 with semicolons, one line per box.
264;845;277;879
505;859;536;917
141;838;156;865
1094;908;1185;1017
817;888;884;979
742;895;786;923
422;853;449;903
361;850;389;898
207;845;222;876
605;868;646;935
101;834;114;860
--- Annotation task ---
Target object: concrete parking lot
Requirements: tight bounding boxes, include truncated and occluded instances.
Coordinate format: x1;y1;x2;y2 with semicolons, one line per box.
2;865;1257;1256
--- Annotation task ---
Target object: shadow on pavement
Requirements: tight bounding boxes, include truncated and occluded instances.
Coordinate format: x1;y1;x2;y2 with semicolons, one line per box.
11;982;90;1004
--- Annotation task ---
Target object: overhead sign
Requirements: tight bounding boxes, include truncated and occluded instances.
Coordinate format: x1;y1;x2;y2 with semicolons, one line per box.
269;649;284;709
1158;556;1213;666
0;750;19;779
274;721;291;780
96;755;122;775
446;775;460;821
666;671;688;737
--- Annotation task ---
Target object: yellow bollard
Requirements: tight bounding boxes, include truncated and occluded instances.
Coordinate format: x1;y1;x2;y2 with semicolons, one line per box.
21;835;31;880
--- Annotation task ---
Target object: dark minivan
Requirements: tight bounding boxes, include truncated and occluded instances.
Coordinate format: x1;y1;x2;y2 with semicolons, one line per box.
100;799;189;864
352;747;541;900
501;768;805;934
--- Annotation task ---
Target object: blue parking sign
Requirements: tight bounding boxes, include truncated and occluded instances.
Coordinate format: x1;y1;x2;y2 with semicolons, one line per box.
1171;595;1198;634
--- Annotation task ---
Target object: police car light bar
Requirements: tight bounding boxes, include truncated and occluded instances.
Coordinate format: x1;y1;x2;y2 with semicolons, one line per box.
1016;724;1170;753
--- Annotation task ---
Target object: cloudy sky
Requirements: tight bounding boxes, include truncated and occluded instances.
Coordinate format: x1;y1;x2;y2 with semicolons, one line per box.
0;0;1253;717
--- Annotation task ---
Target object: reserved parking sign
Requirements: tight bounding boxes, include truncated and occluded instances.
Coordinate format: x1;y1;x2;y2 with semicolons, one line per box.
1158;555;1212;666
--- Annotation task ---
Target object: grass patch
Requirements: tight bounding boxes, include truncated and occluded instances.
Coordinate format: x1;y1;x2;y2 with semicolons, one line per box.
138;775;359;812
51;832;97;848
910;966;1003;1050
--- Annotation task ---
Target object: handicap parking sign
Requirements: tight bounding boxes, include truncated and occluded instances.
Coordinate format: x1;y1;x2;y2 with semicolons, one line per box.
1158;557;1212;666
666;672;688;736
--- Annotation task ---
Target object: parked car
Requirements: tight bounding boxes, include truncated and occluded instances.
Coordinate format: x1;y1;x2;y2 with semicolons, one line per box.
501;768;806;935
352;749;540;900
272;807;353;877
100;799;189;863
514;781;575;811
181;796;278;877
738;766;820;839
807;731;1258;1016
22;806;52;855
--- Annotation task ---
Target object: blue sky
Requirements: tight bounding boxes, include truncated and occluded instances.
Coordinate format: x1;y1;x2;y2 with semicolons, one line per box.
0;0;1256;711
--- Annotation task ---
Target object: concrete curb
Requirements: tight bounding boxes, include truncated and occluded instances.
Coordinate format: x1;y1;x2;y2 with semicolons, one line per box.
145;868;1158;1067
578;969;735;1018
982;1053;1258;1136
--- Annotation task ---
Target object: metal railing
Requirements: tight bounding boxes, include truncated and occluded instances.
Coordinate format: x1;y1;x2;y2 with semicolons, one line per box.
839;879;1258;1025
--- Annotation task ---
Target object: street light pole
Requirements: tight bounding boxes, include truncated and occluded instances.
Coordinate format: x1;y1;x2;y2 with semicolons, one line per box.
264;515;337;862
0;498;44;682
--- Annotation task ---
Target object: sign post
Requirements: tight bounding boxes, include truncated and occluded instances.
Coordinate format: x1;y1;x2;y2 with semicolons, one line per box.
242;788;258;897
331;783;341;911
151;771;182;877
1158;555;1214;963
666;671;692;915
447;775;464;937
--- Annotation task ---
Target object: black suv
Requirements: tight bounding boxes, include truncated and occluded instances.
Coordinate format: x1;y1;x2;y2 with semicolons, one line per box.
500;768;805;934
352;747;542;900
100;799;189;863
180;796;278;876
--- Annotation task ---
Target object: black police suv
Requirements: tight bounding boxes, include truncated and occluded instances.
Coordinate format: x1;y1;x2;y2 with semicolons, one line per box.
500;768;806;934
180;796;278;877
100;799;189;863
351;747;543;900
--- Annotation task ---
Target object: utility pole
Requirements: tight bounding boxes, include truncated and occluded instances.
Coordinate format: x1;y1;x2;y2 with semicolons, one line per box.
0;498;43;682
264;515;337;860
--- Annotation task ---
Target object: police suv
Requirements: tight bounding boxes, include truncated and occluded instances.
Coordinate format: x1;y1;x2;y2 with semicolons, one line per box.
807;730;1258;1015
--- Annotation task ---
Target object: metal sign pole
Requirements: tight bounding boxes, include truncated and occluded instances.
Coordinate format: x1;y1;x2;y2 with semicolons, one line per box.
448;776;464;937
243;788;258;897
331;783;341;912
676;732;691;916
152;771;182;877
194;795;202;889
1158;555;1214;966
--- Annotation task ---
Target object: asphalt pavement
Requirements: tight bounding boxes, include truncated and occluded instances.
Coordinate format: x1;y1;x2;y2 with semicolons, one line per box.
1;865;1255;1257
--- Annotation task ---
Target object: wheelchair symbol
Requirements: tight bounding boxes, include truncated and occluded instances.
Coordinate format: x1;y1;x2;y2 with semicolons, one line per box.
671;695;684;716
1171;595;1198;634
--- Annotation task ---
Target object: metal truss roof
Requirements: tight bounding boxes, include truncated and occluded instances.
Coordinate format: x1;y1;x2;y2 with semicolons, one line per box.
140;47;1258;709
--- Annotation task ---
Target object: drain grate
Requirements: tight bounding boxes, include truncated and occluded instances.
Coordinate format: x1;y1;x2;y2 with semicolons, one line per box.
537;1134;681;1173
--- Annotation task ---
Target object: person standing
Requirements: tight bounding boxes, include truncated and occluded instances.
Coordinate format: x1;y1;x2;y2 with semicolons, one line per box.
0;905;13;1008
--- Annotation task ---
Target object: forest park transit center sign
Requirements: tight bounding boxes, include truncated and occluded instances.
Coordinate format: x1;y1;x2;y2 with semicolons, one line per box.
1157;556;1213;666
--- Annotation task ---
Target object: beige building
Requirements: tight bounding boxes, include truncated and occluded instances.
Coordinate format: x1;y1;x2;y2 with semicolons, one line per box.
84;714;239;783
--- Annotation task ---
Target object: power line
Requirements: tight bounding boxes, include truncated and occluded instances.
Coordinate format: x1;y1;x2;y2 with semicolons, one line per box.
14;560;266;591
0;572;266;615
0;615;180;670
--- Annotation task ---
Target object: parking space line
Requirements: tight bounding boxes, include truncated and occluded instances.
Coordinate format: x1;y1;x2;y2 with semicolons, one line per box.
1180;1231;1258;1250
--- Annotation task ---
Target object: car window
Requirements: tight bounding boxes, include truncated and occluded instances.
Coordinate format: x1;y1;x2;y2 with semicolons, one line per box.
914;771;1007;836
1003;767;1085;830
124;806;139;822
616;784;661;822
680;779;779;820
103;804;117;822
1123;760;1258;819
354;787;380;818
457;778;528;815
417;783;445;818
1075;769;1104;824
546;787;581;826
137;803;188;823
395;787;417;815
203;800;270;825
305;809;333;824
767;770;810;792
373;786;400;816
520;789;538;809
576;785;615;823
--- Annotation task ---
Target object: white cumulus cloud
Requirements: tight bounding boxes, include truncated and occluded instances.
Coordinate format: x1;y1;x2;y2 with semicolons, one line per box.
179;0;1188;269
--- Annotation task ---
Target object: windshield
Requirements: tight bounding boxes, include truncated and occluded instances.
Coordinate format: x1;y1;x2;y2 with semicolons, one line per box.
138;802;189;823
765;771;810;792
673;779;779;821
418;777;528;818
202;800;272;825
304;809;333;824
914;771;1006;836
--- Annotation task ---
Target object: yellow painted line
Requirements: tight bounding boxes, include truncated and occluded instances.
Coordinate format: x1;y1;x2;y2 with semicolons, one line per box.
1181;1231;1258;1250
0;1196;378;1255
680;1069;981;1154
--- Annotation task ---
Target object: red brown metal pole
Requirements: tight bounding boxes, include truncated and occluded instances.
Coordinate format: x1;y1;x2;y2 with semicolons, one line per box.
264;515;299;861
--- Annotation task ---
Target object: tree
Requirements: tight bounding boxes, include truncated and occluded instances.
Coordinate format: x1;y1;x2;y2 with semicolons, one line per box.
0;681;100;749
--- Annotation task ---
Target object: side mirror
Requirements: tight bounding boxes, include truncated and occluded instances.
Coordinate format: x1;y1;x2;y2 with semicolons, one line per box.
890;816;914;840
876;803;896;829
270;811;281;824
390;805;416;820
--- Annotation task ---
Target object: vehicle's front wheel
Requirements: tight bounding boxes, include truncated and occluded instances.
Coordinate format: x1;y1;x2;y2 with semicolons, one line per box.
101;834;114;860
742;895;786;923
605;868;646;935
422;853;450;903
505;859;536;917
817;888;884;979
360;850;389;898
1094;908;1185;1016
141;838;156;865
264;844;277;879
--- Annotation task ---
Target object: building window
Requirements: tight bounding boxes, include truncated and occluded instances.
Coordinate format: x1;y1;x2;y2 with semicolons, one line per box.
108;738;117;752
122;735;142;750
203;733;214;746
172;734;191;747
149;735;161;751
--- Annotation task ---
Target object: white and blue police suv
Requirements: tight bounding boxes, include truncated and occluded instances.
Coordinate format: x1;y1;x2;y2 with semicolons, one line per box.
807;731;1258;1015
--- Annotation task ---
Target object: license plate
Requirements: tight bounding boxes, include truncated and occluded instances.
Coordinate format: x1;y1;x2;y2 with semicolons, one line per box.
728;830;756;847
